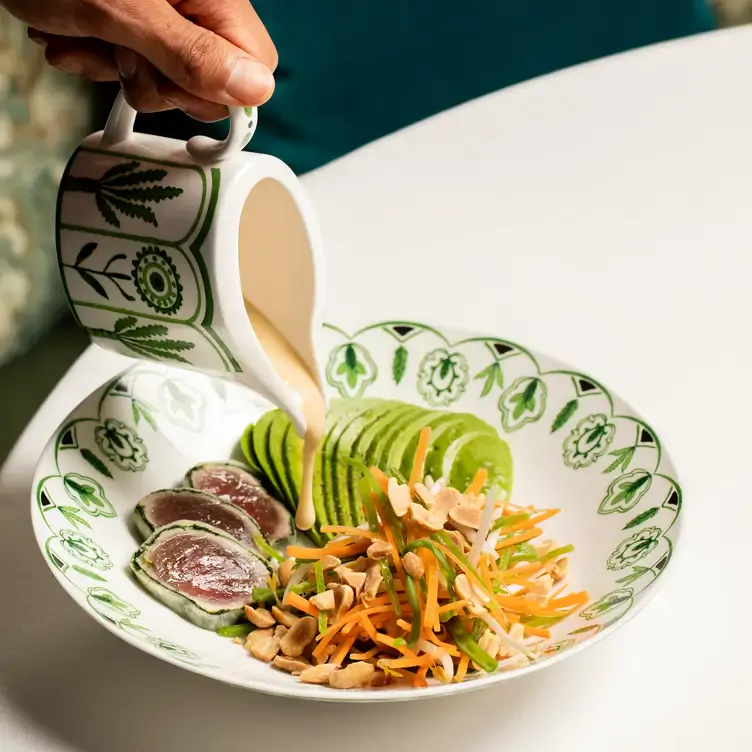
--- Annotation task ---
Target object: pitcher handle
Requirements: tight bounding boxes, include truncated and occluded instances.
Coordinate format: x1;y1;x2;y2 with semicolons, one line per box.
100;91;258;163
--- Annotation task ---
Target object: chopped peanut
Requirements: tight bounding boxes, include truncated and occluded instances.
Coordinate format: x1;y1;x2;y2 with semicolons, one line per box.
310;589;336;611
363;564;383;601
328;661;375;689
413;482;435;509
551;557;569;582
299;664;338;684
432;487;462;522
531;574;554;596
402;551;425;579
245;628;280;662
319;554;342;571
366;539;392;560
387;478;411;517
408;502;444;533
271;605;300;629
273;655;311;675
244;605;275;629
279;616;317;657
276;558;295;587
448;503;483;529
332;583;355;620
335;566;366;597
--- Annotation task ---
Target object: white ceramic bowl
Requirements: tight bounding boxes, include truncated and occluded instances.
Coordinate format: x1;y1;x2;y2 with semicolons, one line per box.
31;320;681;701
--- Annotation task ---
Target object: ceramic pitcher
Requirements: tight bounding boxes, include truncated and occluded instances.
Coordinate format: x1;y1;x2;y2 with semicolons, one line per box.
55;94;325;436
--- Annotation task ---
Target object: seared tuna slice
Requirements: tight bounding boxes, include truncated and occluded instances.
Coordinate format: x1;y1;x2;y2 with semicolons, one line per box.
186;462;293;542
131;521;271;629
132;487;264;552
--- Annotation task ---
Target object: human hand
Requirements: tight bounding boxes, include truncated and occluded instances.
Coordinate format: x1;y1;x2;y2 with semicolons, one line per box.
3;0;277;121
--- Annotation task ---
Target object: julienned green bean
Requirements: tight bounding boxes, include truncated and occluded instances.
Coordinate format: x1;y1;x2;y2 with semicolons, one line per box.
250;582;315;604
379;559;402;616
404;575;422;646
490;512;531;532
314;561;328;636
216;623;253;637
447;618;498;674
253;534;285;563
358;477;381;533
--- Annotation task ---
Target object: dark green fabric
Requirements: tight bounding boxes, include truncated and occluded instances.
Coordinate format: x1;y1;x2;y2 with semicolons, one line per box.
139;1;715;174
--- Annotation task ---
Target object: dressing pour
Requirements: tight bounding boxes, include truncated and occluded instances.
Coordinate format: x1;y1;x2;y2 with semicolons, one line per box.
243;300;325;531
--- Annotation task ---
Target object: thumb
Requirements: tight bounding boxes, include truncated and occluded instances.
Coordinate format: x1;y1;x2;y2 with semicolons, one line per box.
110;6;274;107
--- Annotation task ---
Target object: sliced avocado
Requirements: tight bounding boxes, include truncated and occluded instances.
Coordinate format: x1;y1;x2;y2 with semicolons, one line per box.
334;399;401;525
386;409;445;480
281;415;302;507
268;411;295;510
448;431;514;500
365;404;426;478
422;413;496;483
313;398;377;526
240;423;262;475
399;412;461;479
251;410;285;498
322;398;382;526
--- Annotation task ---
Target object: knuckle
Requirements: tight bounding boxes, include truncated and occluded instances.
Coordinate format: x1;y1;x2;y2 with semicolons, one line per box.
172;30;226;88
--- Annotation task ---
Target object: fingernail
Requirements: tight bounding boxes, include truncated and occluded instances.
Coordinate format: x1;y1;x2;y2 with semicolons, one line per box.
116;48;137;79
225;58;274;103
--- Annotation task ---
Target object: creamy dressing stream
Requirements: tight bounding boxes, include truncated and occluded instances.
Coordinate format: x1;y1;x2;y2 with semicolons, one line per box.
244;300;324;531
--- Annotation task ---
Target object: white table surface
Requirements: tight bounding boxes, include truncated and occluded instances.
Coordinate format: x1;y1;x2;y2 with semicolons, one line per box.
3;24;751;751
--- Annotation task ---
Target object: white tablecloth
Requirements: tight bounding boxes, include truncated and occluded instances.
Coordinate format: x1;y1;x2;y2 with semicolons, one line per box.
3;25;751;751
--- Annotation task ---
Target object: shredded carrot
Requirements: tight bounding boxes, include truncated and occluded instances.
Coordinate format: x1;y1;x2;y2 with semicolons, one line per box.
455;654;470;683
350;646;380;661
320;526;386;541
283;591;319;618
286;542;370;560
331;632;360;666
371;494;405;582
409;427;432;486
498;561;543;578
495;527;543;551
497;509;560;536
436;599;471;615
430;540;499;611
523;625;551;639
369;466;389;493
384;655;433;671
424;631;461;657
551;584;568;599
313;605;393;657
420;549;440;631
358;613;381;642
414;665;430;687
479;554;494;593
396;618;412;632
547;591;590;609
465;467;488;497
